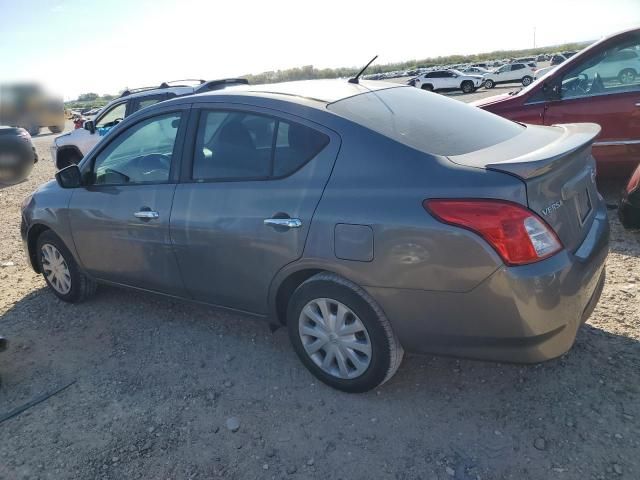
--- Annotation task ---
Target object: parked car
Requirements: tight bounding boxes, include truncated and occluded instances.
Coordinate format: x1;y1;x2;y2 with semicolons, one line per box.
0;126;37;184
409;69;484;93
22;79;609;392
619;163;640;229
473;27;640;180
483;62;537;88
51;78;248;170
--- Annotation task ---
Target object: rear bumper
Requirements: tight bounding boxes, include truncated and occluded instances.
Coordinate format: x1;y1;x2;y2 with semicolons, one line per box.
366;202;610;363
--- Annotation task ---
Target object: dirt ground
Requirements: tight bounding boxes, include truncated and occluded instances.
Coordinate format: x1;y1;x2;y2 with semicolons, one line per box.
0;88;639;480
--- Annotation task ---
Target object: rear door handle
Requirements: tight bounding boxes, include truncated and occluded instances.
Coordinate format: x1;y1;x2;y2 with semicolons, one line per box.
264;218;302;229
134;210;159;219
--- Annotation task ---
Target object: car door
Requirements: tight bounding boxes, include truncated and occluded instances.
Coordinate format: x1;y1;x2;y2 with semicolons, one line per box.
170;104;340;314
509;64;526;82
495;64;511;82
544;35;640;178
442;71;457;88
67;105;190;295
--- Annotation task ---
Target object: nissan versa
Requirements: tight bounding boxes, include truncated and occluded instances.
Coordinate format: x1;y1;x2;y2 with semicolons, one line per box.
21;80;609;392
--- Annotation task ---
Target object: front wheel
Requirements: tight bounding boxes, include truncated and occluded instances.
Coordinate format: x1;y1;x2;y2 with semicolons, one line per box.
484;79;495;89
36;230;97;303
421;84;434;91
287;273;404;393
49;125;64;134
521;76;533;86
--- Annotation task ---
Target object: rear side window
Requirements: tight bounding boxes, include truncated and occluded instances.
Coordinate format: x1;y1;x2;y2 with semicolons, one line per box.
327;86;524;156
512;64;525;71
193;110;329;181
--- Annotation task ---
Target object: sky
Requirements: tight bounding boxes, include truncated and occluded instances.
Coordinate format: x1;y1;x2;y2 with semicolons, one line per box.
1;0;639;100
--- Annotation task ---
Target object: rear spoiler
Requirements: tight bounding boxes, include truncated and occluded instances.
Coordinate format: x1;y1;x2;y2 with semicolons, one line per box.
194;78;249;94
485;123;601;179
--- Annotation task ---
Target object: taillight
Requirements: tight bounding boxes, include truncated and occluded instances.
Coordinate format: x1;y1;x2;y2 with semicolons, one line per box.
424;199;563;266
626;166;640;193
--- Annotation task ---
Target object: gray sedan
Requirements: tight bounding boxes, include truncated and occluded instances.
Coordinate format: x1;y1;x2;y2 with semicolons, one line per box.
21;80;609;392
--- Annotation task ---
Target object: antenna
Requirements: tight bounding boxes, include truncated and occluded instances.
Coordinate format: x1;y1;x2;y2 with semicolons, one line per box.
348;55;378;84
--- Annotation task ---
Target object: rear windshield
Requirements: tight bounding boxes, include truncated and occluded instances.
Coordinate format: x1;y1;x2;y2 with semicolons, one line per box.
327;86;524;156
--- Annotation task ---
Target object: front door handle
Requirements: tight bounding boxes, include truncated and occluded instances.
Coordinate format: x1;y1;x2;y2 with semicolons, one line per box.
264;218;302;229
134;210;159;219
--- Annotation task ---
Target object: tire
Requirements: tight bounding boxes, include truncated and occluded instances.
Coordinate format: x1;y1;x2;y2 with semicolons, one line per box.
618;68;636;84
36;230;97;303
49;125;64;134
484;79;495;89
521;76;533;86
421;84;434;92
26;125;40;136
287;272;404;393
461;81;474;93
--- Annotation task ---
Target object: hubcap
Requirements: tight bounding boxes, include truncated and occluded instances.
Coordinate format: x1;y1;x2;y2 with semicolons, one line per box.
523;77;531;85
41;243;71;295
298;298;372;379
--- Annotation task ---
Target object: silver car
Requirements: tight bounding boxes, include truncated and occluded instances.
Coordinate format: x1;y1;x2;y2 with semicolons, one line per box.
21;80;609;392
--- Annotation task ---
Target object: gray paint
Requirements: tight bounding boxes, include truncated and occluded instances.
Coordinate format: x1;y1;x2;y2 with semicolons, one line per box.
21;79;610;363
334;224;374;262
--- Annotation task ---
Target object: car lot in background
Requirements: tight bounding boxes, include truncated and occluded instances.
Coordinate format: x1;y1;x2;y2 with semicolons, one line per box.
474;27;640;181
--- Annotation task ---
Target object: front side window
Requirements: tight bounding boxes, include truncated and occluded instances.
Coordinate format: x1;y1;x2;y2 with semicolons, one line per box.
193;110;329;181
497;65;511;73
96;102;127;130
91;113;181;185
560;38;640;99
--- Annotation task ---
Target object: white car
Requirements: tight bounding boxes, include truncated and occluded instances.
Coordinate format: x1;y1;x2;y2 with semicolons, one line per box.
582;48;640;84
410;69;484;94
51;79;248;169
482;63;536;89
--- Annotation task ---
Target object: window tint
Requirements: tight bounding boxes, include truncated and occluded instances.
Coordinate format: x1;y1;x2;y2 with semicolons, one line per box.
193;110;329;181
132;96;165;113
327;86;524;156
512;64;525;71
96;102;127;129
92;113;181;185
560;40;640;99
273;122;329;177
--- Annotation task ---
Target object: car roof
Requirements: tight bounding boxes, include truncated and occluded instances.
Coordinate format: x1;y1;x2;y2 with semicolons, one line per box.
189;79;404;105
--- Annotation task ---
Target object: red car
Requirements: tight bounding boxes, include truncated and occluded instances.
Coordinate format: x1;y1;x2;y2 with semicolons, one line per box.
474;27;640;180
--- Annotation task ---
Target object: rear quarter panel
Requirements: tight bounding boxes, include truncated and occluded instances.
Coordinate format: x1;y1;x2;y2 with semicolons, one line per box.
298;122;528;293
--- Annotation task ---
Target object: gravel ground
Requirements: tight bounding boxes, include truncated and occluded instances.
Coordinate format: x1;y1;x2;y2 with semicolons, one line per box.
0;90;639;480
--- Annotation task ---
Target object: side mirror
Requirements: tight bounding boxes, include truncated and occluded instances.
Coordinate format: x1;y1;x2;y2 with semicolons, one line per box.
55;165;82;188
84;120;96;134
542;82;562;101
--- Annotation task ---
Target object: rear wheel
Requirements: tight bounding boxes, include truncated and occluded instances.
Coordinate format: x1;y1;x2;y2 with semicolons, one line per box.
461;81;474;93
287;272;403;393
421;84;434;92
618;68;636;84
36;230;97;303
521;76;533;86
484;79;495;89
49;125;64;134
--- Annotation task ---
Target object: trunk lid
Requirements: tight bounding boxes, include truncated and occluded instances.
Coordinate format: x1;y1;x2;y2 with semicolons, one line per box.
449;123;601;252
